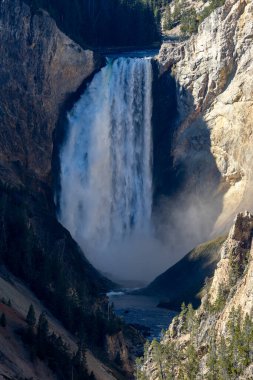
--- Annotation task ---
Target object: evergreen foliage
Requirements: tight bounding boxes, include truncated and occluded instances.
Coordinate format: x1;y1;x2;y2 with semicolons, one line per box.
228;249;250;287
22;312;93;380
205;308;253;379
180;8;198;35
0;187;122;351
26;304;36;327
137;306;253;379
24;0;162;48
163;0;226;36
0;312;6;327
212;284;227;312
163;5;173;30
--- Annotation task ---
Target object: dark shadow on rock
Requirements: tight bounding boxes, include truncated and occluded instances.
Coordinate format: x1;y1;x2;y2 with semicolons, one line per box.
152;61;178;201
145;61;226;304
52;63;105;213
140;235;227;310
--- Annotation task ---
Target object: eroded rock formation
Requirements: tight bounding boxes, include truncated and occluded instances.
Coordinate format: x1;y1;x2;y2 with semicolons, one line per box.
158;0;253;237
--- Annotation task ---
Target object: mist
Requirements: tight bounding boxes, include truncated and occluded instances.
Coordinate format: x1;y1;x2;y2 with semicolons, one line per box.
60;185;223;285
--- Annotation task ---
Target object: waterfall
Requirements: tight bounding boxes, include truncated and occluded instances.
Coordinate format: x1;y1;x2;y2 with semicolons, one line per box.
59;57;153;281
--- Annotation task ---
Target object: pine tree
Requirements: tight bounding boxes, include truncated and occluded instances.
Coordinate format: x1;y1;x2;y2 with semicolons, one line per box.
172;0;181;23
36;311;49;359
241;313;253;367
213;284;226;312
186;304;195;331
0;312;6;327
38;311;49;335
135;357;145;380
163;340;179;379
217;336;230;380
184;342;199;380
73;338;88;379
180;7;198;35
207;331;218;380
152;339;165;379
180;302;187;317
163;4;173;30
26;304;36;327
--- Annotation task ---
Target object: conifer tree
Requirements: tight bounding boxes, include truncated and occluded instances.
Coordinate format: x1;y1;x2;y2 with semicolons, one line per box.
26;304;36;327
213;284;226;312
241;313;253;367
184;343;199;380
163;5;173;30
207;332;218;380
217;336;230;379
152;339;165;379
36;311;49;359
38;311;49;335
0;312;6;327
73;338;88;379
163;340;179;379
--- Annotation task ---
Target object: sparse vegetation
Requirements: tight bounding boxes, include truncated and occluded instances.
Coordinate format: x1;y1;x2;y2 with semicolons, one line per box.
206;307;253;379
137;307;253;379
163;0;226;36
212;284;228;312
23;311;94;380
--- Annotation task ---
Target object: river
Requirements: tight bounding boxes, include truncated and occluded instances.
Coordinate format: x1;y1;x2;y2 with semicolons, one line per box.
108;292;177;340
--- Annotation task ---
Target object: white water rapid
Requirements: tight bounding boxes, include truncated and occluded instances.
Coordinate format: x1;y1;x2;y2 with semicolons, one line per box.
59;57;157;283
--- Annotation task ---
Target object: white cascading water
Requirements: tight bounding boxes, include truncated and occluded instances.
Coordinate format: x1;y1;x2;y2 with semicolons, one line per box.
59;57;154;282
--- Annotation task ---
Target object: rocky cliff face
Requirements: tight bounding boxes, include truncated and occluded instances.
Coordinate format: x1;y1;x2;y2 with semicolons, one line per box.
141;212;253;379
0;0;118;368
158;0;253;240
138;3;253;377
0;0;103;187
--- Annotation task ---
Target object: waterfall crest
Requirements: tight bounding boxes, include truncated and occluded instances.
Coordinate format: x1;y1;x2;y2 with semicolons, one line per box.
59;57;153;280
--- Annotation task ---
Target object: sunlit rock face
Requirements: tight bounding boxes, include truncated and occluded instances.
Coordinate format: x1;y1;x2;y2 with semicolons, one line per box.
158;0;253;236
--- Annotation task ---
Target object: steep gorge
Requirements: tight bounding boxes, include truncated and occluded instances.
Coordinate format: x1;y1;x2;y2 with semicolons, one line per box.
0;1;128;377
1;0;253;377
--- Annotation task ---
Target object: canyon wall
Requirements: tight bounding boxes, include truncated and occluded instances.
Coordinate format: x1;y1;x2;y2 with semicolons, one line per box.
158;0;253;240
0;0;103;187
139;1;253;377
0;0;116;360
